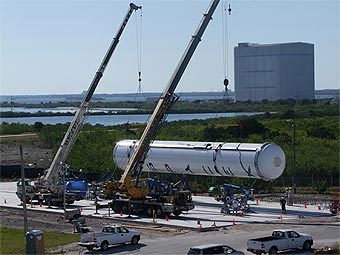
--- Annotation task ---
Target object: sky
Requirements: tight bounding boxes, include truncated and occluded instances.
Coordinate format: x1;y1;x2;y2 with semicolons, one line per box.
0;0;339;95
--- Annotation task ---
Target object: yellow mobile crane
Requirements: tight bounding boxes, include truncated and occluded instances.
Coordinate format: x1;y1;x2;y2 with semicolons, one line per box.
107;0;221;217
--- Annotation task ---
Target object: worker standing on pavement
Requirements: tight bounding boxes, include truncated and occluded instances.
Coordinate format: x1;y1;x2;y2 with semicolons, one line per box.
280;197;287;214
232;196;239;215
287;187;294;206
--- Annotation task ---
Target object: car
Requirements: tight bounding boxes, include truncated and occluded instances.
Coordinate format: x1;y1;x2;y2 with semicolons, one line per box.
187;244;245;255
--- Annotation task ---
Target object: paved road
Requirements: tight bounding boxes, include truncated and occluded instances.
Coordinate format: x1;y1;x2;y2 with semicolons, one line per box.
68;220;339;255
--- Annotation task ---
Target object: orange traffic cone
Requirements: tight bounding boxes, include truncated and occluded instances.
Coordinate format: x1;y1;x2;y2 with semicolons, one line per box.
317;204;321;210
304;203;308;208
232;219;236;225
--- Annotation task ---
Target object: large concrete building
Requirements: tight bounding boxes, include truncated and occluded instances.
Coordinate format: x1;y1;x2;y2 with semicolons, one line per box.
234;42;314;101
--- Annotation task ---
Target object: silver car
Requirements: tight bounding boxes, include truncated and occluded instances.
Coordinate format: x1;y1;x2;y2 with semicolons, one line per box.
187;244;245;255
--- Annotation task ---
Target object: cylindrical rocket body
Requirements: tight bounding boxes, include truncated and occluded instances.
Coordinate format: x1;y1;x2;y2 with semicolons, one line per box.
113;140;285;181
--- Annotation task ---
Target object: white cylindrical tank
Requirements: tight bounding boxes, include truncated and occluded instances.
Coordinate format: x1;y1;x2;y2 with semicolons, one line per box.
113;140;286;181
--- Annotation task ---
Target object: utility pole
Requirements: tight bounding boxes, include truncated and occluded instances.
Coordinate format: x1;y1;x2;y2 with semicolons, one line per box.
20;146;28;234
292;111;297;194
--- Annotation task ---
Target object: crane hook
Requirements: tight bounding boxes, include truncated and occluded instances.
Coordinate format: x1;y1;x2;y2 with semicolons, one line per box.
223;78;229;91
228;4;232;15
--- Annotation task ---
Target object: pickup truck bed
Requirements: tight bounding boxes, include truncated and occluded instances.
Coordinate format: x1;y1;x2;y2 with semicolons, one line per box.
249;237;281;242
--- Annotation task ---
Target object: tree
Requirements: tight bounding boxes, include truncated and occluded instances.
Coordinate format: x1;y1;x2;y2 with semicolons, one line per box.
34;122;44;132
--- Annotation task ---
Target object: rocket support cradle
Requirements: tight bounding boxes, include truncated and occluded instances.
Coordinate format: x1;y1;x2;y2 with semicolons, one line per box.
114;140;285;181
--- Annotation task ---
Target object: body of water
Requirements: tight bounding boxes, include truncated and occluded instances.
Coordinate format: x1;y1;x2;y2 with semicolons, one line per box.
0;107;137;113
0;112;262;126
0;91;231;104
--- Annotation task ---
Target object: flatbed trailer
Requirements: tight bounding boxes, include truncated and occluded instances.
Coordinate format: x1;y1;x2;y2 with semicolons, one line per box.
110;194;194;217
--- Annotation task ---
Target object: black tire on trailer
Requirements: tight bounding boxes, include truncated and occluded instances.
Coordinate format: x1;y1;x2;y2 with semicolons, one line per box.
86;245;94;251
155;207;163;217
146;207;153;216
45;196;52;207
67;200;75;205
101;241;109;251
173;210;181;216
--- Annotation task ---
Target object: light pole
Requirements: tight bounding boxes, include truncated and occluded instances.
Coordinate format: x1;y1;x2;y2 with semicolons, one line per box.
292;111;297;194
20;146;28;234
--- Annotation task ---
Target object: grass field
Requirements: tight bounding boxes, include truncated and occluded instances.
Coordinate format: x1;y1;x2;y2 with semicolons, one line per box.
0;227;80;254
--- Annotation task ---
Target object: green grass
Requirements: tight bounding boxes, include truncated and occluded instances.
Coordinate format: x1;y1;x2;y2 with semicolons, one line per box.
0;227;80;254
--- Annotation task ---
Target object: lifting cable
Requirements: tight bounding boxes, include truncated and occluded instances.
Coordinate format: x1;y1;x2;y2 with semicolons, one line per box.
222;0;232;98
127;7;143;126
213;0;232;121
135;7;143;94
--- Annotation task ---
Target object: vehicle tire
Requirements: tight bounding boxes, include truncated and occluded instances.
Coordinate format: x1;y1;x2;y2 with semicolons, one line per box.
173;210;181;216
67;200;75;205
101;241;109;251
45;197;52;207
131;235;139;245
269;247;278;255
303;240;312;250
146;207;153;216
155;207;163;217
86;246;94;251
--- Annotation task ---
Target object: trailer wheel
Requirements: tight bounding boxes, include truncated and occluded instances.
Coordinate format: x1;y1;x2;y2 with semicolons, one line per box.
173;210;181;216
86;245;94;251
45;197;52;207
303;240;312;250
269;246;278;255
101;241;109;251
155;207;163;217
146;207;153;216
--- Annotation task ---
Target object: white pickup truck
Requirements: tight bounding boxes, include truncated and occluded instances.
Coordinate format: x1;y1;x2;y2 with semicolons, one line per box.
78;225;141;251
247;229;313;255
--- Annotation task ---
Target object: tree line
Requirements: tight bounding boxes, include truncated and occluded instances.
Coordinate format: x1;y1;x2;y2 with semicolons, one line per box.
0;100;339;193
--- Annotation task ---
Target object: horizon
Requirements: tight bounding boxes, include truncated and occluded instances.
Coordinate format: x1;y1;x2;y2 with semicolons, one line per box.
0;88;338;98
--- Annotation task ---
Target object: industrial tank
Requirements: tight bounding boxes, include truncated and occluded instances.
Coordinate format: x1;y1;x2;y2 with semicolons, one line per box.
113;140;285;181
